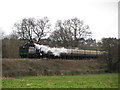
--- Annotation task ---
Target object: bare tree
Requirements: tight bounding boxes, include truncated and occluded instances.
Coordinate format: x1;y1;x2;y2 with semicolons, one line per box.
49;18;92;47
0;29;5;39
33;17;51;43
70;18;91;40
49;20;73;47
14;18;35;41
13;17;51;43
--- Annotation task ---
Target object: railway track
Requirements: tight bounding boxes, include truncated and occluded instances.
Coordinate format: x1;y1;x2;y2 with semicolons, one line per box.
2;58;43;60
1;57;98;61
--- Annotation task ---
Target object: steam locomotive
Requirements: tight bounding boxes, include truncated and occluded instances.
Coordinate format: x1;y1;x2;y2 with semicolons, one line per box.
19;42;106;59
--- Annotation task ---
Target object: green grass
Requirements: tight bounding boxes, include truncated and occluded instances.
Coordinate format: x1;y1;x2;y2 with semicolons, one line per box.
2;73;118;88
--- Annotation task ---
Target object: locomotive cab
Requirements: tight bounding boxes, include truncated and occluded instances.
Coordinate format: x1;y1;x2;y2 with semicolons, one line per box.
19;42;40;58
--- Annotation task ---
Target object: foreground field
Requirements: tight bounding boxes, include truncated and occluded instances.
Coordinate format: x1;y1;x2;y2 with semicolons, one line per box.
2;73;118;88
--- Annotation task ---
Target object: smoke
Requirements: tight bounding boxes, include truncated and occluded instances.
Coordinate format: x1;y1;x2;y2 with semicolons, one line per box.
34;43;70;56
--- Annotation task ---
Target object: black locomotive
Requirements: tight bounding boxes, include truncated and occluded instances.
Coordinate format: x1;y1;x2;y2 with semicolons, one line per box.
19;42;39;58
19;42;105;59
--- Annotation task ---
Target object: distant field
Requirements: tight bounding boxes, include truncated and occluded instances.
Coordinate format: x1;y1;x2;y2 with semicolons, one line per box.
2;73;118;88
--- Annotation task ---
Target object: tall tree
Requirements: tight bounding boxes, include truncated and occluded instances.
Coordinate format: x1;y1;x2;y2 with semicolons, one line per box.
70;18;91;40
33;17;51;43
50;20;73;47
49;18;91;47
14;18;35;41
13;17;51;43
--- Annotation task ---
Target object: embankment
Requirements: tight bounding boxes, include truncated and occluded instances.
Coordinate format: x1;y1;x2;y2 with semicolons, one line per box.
2;58;106;77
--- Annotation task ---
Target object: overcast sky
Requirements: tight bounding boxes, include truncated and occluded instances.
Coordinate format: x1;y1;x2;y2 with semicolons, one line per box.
0;0;118;41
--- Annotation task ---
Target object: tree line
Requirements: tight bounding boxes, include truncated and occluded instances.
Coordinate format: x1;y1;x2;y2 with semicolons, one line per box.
11;17;92;47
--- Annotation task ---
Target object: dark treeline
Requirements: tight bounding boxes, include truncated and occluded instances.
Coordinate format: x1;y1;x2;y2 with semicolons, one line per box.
1;17;119;73
98;38;119;73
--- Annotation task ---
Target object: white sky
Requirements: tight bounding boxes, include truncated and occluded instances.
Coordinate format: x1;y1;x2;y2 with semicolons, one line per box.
0;0;118;41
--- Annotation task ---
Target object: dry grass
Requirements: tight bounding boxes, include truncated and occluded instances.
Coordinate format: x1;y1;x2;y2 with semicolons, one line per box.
2;58;106;77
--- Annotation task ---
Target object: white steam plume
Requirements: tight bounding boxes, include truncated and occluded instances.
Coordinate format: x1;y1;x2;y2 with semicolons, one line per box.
34;43;69;56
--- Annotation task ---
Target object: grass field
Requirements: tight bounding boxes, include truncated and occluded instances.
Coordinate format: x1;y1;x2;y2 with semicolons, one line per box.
2;73;118;88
